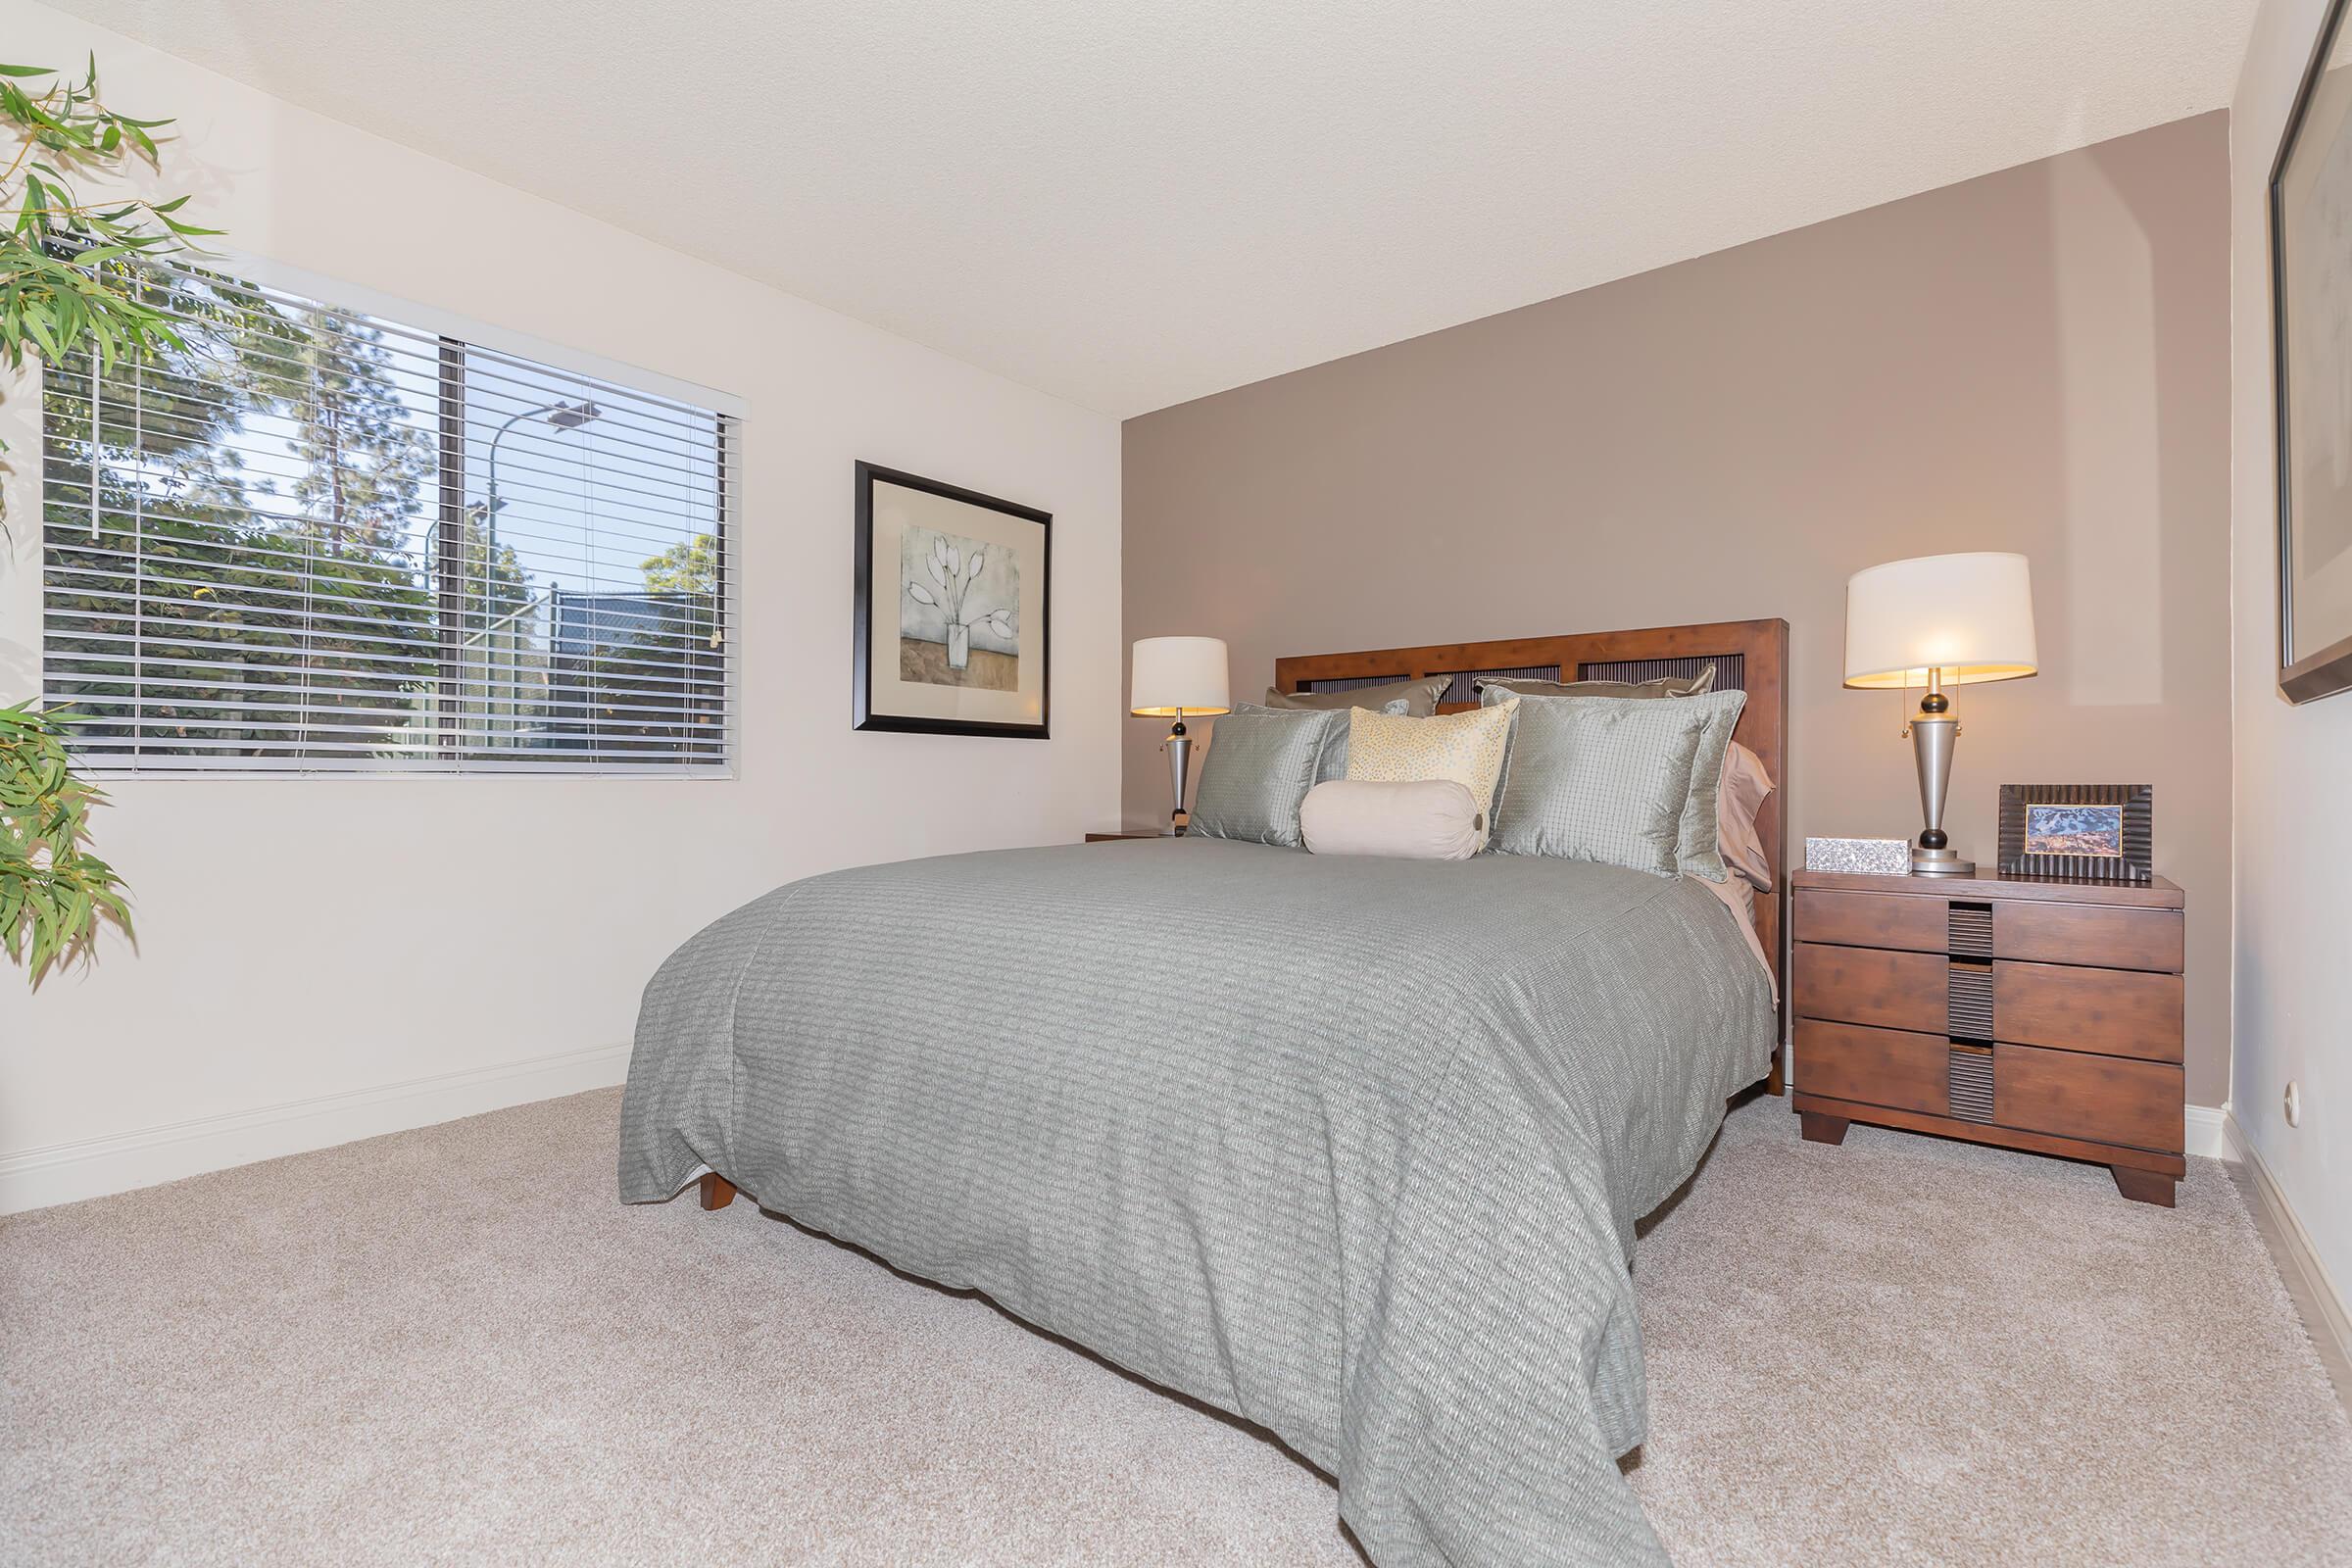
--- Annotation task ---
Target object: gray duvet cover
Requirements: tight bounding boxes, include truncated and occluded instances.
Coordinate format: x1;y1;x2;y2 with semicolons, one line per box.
619;837;1775;1566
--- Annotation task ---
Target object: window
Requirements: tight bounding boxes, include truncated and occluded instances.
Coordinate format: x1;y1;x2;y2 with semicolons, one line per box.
41;260;733;773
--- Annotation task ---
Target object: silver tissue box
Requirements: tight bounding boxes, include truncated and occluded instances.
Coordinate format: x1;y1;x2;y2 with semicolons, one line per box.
1805;836;1913;875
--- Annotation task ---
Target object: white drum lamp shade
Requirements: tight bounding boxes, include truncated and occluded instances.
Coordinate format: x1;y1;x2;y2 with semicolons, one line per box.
1844;552;2038;688
1840;552;2037;878
1130;637;1231;715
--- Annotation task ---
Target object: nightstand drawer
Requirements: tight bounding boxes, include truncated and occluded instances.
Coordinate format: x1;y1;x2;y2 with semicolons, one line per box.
1794;887;2183;973
1991;961;2183;1062
1793;1019;1949;1115
1991;903;2180;972
1993;1043;2182;1152
1791;944;1946;1033
1792;890;1949;955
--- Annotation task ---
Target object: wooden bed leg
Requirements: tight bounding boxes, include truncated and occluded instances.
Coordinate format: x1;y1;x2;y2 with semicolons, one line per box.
1798;1110;1849;1146
2111;1165;2176;1207
1766;1045;1785;1097
698;1173;736;1211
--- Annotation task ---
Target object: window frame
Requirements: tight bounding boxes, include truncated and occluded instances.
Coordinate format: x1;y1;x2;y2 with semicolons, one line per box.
32;250;745;782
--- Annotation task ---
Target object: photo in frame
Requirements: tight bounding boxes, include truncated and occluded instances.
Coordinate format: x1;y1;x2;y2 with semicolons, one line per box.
852;462;1051;738
2270;0;2352;702
1996;784;2152;883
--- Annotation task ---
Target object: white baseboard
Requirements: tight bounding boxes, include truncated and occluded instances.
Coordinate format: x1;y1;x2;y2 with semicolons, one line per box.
0;1041;631;1216
2225;1110;2352;1386
2184;1102;2229;1160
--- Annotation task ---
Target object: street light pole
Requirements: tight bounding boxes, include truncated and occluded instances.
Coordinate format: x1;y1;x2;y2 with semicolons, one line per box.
462;398;602;745
479;398;603;617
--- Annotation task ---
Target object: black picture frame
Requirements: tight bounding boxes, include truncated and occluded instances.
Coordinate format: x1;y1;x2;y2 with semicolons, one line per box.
1996;784;2152;884
2270;0;2352;704
852;461;1052;739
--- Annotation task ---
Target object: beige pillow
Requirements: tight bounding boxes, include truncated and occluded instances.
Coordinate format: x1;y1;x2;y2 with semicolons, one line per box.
1717;741;1776;892
1474;663;1716;701
1345;700;1518;849
1299;779;1480;860
1262;676;1451;717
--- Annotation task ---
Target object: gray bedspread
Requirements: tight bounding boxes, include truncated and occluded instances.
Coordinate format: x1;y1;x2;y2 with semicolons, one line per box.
619;837;1775;1566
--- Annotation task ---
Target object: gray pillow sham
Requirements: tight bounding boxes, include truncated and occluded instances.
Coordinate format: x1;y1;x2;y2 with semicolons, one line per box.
1671;689;1750;881
1231;698;1409;782
1487;694;1726;874
1187;707;1343;847
1474;663;1716;701
1261;676;1451;718
1481;679;1746;878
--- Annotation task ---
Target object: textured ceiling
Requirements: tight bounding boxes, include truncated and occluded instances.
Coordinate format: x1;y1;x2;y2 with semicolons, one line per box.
49;0;2256;416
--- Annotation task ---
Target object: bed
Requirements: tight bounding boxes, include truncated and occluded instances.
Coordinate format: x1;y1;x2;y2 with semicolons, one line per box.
619;620;1788;1567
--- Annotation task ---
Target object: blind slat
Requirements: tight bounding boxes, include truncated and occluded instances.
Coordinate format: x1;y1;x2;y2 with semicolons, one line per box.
125;284;725;429
44;574;722;635
61;753;729;777
49;393;724;491
44;505;722;578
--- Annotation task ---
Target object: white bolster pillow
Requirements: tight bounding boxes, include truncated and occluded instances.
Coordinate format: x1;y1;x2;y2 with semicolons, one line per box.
1299;778;1481;860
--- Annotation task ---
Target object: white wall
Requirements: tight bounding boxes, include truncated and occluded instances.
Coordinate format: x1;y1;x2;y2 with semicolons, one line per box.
0;2;1123;1209
2230;0;2352;1307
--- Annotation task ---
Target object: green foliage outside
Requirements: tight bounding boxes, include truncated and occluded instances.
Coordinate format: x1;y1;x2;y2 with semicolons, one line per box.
41;272;534;760
641;530;717;598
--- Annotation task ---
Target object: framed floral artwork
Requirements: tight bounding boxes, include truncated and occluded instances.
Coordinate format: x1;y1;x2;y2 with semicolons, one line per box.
852;462;1051;739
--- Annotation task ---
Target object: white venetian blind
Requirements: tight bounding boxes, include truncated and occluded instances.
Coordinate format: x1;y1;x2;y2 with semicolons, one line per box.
41;260;732;773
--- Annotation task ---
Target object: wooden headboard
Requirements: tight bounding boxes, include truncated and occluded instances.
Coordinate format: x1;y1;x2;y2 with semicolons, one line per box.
1274;618;1790;1090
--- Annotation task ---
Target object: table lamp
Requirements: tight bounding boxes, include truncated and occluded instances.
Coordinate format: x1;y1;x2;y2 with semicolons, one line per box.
1130;636;1231;834
1843;552;2037;876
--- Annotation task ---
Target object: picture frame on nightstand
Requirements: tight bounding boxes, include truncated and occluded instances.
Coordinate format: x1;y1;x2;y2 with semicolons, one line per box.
1996;784;2152;883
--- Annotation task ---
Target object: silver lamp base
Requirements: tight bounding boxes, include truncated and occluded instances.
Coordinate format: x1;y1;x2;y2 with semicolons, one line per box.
1908;672;1971;876
1164;720;1193;835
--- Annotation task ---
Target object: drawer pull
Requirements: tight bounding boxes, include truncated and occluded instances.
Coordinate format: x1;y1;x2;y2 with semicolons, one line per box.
1947;960;1994;1042
1948;902;1993;957
1948;1045;1994;1122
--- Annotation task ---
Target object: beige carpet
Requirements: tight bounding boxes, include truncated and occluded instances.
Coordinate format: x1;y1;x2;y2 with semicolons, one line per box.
3;1090;2347;1567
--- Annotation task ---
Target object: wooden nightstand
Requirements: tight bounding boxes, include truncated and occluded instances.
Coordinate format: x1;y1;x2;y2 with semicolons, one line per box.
1789;867;2185;1205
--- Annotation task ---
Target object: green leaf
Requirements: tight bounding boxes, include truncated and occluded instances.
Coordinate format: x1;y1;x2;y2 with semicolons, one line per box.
0;64;56;77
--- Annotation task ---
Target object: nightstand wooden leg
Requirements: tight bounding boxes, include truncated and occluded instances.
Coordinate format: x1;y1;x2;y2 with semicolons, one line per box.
1799;1110;1849;1146
2111;1165;2175;1207
698;1173;736;1211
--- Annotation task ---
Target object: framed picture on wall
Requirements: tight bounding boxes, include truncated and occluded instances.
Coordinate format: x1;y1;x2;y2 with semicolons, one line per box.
2271;0;2352;703
852;462;1052;738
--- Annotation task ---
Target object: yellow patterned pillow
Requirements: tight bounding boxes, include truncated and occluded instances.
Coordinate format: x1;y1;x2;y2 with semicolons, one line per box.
1346;699;1518;848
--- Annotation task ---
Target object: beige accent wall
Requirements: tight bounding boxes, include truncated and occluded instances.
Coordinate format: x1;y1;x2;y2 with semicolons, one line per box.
1122;112;2231;1103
